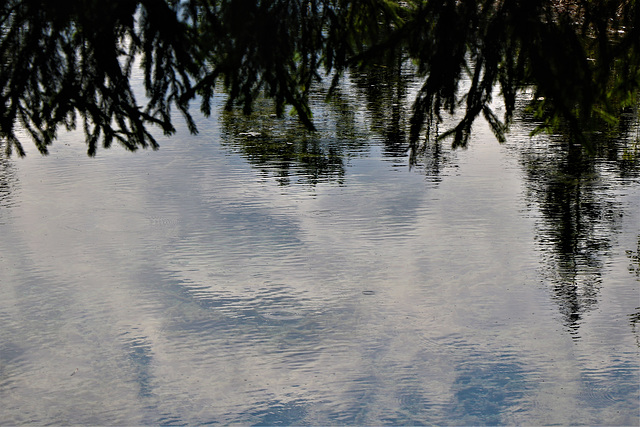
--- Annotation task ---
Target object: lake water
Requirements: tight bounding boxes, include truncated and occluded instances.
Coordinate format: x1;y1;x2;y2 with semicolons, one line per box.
0;71;639;425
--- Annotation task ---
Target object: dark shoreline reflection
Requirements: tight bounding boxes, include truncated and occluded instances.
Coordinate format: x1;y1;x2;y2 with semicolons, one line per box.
512;101;640;337
219;93;368;187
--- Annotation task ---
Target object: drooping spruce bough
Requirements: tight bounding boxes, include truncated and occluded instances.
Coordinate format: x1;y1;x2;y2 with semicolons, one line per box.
1;0;638;156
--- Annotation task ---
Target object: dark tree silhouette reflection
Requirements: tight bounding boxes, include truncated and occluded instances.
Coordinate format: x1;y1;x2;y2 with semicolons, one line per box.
218;94;361;187
0;152;18;209
514;100;640;336
351;48;412;157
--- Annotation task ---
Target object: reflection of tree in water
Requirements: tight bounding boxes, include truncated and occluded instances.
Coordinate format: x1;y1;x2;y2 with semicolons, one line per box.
516;104;640;337
628;236;640;278
219;64;420;187
219;95;351;187
628;237;640;347
350;52;455;178
0;154;17;209
351;49;412;157
219;46;461;187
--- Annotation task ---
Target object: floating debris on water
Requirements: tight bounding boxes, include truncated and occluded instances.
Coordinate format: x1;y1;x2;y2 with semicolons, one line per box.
238;131;262;138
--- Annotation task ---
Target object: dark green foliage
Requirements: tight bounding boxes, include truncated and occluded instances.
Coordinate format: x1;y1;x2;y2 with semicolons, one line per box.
0;0;201;156
1;0;639;156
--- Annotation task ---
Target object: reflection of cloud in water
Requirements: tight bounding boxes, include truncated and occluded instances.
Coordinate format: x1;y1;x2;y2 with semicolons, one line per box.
446;350;528;426
120;330;155;399
137;125;627;424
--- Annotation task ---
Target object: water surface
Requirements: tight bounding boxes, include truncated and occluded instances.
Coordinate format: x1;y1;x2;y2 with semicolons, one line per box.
0;74;638;425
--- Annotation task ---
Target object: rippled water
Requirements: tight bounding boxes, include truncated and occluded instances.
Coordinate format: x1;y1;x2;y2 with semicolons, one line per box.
0;72;639;425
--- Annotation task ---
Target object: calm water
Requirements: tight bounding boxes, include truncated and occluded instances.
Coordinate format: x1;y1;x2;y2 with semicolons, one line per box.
0;71;639;425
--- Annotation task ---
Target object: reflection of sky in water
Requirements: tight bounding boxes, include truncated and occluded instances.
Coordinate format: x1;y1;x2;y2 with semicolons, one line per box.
0;94;638;425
